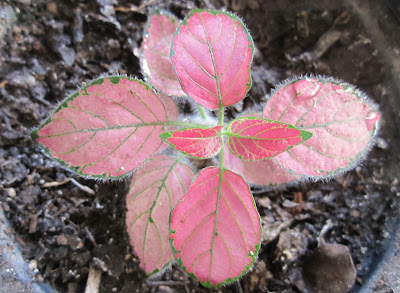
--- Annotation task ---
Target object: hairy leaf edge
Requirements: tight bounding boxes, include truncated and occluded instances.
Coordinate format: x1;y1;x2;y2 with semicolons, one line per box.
263;74;381;181
31;75;175;180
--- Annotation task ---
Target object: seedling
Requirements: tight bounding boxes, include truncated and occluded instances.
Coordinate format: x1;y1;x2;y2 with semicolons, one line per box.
32;9;380;288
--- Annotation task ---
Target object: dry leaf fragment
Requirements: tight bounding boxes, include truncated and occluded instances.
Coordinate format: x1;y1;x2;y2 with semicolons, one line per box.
303;243;356;293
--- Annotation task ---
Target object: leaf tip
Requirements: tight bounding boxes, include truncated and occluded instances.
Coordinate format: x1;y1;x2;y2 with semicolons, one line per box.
30;129;39;142
300;130;313;142
159;131;172;142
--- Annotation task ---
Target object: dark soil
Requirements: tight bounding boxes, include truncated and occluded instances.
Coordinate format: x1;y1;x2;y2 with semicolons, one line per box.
1;0;399;292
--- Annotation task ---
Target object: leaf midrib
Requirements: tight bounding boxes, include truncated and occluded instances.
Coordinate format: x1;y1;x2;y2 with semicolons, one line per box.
39;121;209;138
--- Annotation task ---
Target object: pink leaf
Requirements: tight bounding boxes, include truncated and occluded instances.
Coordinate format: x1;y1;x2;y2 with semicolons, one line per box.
226;117;312;160
171;10;253;109
141;10;185;97
224;144;300;186
126;155;194;275
170;167;261;287
31;76;171;179
159;92;178;122
263;77;381;177
160;126;223;158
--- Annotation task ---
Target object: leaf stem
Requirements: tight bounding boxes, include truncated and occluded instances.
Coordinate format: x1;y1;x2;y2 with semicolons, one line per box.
219;140;225;170
218;103;224;126
197;105;207;120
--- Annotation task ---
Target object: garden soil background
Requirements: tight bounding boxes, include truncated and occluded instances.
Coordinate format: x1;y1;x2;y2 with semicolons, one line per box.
1;0;400;292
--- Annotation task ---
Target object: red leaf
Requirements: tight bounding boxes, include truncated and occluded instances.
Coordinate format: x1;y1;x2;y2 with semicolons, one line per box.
170;167;261;287
141;10;185;97
32;76;171;179
171;10;253;109
224;145;300;186
226;117;312;160
160;126;223;158
224;113;301;186
126;155;194;275
263;77;381;177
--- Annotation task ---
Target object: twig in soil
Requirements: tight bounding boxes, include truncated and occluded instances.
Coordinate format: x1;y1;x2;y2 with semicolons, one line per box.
145;280;191;287
287;30;343;63
42;178;95;195
317;219;334;246
311;30;343;60
54;206;67;217
69;178;95;194
85;265;102;293
85;227;98;247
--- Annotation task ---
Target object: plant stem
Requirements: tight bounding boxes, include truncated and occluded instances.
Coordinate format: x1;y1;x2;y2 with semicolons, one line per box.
197;105;207;120
219;140;225;170
218;103;224;126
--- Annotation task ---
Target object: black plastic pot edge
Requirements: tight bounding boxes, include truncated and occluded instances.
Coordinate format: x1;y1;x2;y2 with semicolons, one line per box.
0;207;57;293
357;217;400;292
347;1;400;291
343;0;400;293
